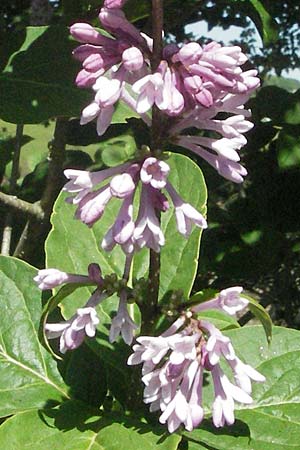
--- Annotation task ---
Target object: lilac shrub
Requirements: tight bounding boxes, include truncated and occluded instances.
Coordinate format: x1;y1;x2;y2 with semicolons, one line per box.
35;0;266;435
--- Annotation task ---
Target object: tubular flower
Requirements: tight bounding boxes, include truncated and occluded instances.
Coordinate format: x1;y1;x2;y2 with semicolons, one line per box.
44;290;105;353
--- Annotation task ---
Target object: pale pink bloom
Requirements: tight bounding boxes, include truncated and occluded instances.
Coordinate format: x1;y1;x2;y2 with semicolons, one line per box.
201;320;236;366
102;194;135;254
80;77;122;136
99;7;144;45
177;135;248;183
75;68;106;88
132;73;165;114
166;182;207;237
211;364;252;428
70;23;114;46
74;184;113;227
133;185;165;252
160;67;185;115
45;290;105;353
122;47;144;71
229;357;266;394
128;310;265;433
173;42;203;65
192;286;249;316
34;268;89;290
140;157;170;189
63;163;131;204
109;291;138;345
110;173;136;198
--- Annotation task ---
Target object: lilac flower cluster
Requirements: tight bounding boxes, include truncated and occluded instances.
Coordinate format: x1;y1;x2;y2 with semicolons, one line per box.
35;261;138;351
128;287;265;432
71;1;259;182
63;156;207;254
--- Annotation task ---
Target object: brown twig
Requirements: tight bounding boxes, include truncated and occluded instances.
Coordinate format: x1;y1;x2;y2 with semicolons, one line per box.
141;1;164;333
1;124;24;256
14;118;68;262
0;192;44;220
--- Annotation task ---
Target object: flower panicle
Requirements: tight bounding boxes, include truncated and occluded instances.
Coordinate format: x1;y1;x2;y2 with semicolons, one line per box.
128;286;265;433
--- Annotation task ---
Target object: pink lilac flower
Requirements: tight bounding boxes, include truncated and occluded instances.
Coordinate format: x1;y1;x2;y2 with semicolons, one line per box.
109;290;138;345
165;182;207;237
192;286;248;316
45;290;105;353
133;184;165;252
128;291;265;433
34;263;103;290
102;192;135;254
64;157;207;254
140;157;170;189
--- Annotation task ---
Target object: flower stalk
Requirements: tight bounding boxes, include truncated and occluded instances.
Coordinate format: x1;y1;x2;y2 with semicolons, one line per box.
146;0;164;332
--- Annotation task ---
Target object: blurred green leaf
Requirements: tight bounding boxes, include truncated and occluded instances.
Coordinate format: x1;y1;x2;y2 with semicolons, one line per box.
253;87;300;126
0;26;89;123
277;126;300;169
100;134;136;167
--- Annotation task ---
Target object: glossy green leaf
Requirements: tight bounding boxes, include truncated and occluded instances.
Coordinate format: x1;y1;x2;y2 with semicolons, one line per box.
0;256;68;417
184;325;300;449
0;401;182;450
243;294;272;343
196;309;240;331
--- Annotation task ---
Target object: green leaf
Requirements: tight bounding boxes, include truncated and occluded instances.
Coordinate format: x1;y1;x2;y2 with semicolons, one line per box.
0;401;182;450
101;134;136;167
277;126;300;169
0;26;89;124
249;0;278;45
0;27;139;125
0;256;68;417
133;153;207;300
196;310;240;331
243;294;272;343
184;325;300;449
